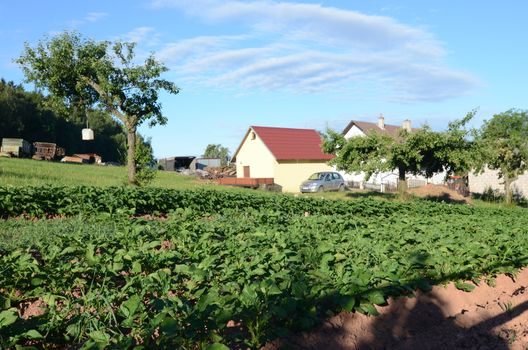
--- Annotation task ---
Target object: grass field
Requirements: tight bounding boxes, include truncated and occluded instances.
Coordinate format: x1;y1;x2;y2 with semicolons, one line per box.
0;157;375;200
0;157;205;189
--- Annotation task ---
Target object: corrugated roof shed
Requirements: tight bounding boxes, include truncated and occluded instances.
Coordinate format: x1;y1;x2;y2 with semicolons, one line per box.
250;126;334;161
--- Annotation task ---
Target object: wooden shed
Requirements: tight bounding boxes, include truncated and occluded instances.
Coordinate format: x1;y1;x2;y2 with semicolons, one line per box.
0;138;32;157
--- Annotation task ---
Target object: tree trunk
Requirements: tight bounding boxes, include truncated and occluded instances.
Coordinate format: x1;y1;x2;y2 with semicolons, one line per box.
504;175;513;205
397;166;407;196
126;125;137;185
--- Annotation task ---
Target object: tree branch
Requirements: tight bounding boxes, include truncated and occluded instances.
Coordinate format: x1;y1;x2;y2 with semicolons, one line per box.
85;79;128;124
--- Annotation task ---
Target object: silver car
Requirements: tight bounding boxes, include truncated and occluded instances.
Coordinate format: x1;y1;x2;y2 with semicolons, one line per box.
300;172;346;193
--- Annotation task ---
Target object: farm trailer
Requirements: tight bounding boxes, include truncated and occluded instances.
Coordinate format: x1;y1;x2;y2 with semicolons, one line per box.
33;142;65;160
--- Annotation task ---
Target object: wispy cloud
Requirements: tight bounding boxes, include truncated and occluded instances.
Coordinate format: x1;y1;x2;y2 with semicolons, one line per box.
122;26;160;46
151;0;479;101
85;12;108;22
66;11;109;28
156;35;247;62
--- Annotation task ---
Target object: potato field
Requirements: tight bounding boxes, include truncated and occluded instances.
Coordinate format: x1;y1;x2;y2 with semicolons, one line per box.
1;186;527;349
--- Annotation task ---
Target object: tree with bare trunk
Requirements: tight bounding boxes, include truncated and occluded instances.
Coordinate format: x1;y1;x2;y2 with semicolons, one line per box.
16;31;179;185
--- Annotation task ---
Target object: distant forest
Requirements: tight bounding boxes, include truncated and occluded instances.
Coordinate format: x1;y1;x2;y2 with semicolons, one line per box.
0;79;127;163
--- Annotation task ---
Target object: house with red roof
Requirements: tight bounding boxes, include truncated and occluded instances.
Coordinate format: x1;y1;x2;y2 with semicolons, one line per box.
231;126;334;192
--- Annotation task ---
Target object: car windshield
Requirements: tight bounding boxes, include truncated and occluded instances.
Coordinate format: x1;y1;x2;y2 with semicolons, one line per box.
308;173;325;180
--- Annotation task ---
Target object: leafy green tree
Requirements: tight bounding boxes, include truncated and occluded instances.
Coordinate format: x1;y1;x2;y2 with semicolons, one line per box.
202;144;230;166
16;31;179;184
323;113;475;194
133;135;156;186
475;109;528;204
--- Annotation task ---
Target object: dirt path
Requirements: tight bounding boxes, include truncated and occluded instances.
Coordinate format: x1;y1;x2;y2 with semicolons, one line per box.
266;269;528;349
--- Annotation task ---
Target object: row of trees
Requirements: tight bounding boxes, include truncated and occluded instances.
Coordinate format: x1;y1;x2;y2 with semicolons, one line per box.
323;109;528;204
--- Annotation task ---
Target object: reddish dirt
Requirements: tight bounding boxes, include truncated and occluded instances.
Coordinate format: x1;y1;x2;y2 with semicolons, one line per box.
409;184;472;204
18;298;46;320
266;268;528;349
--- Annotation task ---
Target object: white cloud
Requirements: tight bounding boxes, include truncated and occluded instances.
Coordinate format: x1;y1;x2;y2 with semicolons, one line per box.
151;0;479;101
65;11;109;29
157;35;247;62
85;12;108;22
123;26;160;45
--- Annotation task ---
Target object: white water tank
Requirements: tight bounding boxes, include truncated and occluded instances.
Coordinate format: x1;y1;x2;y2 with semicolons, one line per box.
82;128;94;140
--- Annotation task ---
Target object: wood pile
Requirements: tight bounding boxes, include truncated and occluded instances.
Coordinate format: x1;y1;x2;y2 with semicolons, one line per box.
200;165;236;179
61;154;103;164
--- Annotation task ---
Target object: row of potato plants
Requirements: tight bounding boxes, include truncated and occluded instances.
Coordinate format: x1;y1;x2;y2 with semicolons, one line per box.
1;198;528;348
0;185;514;219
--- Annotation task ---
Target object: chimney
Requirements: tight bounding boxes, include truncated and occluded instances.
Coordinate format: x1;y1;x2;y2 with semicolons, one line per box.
377;114;385;129
402;119;412;132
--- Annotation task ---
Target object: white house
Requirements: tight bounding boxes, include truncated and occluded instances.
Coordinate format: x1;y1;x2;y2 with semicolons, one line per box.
337;115;446;189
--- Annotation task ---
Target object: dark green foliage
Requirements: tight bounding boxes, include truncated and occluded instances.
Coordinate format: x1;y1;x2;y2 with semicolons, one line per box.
0;185;507;219
0;79;126;162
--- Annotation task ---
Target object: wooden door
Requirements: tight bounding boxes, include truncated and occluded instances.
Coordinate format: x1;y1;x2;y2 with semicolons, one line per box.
243;166;250;178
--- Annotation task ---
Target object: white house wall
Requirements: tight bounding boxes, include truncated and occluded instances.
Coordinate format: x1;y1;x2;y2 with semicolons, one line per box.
344;124;365;139
235;130;276;179
469;169;528;198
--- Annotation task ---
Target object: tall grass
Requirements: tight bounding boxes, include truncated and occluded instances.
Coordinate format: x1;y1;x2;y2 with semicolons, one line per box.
0;157;201;189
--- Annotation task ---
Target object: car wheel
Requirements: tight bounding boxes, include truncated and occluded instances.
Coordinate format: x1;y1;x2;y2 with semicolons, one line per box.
338;184;345;192
317;186;324;193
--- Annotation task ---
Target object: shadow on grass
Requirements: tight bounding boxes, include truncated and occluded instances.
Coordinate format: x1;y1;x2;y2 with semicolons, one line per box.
345;189;473;206
343;190;398;200
472;192;528;208
415;193;471;205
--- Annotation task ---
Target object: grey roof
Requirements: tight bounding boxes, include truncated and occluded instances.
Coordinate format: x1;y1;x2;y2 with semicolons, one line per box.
342;120;418;137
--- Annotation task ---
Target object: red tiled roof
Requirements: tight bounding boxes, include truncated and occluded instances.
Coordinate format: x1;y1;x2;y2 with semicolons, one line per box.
250;126;334;161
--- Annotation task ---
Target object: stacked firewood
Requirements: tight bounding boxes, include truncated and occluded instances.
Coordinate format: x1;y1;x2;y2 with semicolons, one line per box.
200;165;236;179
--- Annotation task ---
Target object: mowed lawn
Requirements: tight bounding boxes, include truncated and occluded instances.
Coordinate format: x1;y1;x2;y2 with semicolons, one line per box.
0;157;202;189
0;157;341;198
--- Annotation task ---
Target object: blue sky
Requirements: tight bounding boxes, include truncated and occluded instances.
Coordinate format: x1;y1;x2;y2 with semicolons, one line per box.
1;1;527;158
